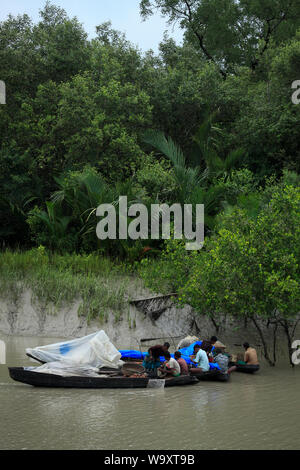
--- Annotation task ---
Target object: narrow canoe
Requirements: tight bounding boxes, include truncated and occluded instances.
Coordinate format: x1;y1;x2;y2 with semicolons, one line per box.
235;364;260;374
8;367;198;389
190;369;230;382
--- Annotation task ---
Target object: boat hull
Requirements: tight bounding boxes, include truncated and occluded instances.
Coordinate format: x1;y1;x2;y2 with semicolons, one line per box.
235;364;260;374
8;367;198;389
191;369;230;382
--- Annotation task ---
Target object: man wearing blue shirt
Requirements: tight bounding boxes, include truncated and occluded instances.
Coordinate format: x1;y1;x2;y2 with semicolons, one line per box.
190;344;210;372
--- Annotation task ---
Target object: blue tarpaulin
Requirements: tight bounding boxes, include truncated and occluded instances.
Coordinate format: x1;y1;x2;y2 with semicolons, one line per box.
119;341;221;370
119;350;145;360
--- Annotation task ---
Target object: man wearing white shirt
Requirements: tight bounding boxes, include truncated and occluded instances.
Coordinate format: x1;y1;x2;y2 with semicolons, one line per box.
190;344;210;372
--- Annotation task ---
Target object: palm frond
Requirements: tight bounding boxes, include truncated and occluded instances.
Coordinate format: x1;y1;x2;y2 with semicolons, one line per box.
224;148;245;172
143;130;186;169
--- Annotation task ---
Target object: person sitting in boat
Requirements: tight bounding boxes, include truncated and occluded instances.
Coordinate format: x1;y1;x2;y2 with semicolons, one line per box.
243;342;259;365
190;344;210;373
158;351;181;378
229;342;259;373
174;351;189;376
213;347;229;374
212;341;227;356
149;343;170;362
142;349;161;376
214;340;226;350
201;339;213;353
202;338;215;362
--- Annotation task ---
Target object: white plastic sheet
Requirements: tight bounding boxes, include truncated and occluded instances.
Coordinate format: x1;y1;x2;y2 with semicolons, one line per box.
26;331;123;369
0;340;6;365
25;362;102;377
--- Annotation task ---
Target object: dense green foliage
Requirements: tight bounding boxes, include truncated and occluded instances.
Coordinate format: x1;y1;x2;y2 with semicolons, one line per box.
139;180;300;364
140;0;300;75
1;1;300;249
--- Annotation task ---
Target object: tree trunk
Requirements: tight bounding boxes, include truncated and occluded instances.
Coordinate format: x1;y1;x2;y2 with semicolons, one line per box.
251;317;275;366
272;323;278;365
210;314;220;333
280;319;295;367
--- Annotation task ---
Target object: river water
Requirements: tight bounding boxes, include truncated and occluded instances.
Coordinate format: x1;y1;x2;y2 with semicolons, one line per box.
0;334;299;450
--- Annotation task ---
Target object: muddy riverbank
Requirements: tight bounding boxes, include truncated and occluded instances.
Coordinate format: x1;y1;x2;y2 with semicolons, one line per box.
0;288;299;361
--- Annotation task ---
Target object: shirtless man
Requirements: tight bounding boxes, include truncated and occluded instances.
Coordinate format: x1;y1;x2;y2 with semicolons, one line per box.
243;342;259;365
149;342;170;361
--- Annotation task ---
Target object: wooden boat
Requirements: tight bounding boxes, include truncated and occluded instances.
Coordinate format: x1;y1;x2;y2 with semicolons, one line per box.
228;361;260;374
190;369;230;382
8;367;198;389
234;364;260;374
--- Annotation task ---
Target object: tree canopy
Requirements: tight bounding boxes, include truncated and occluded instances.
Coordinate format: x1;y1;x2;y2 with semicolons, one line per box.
140;0;300;76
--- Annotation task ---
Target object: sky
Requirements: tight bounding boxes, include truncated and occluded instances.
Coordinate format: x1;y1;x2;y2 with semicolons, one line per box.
0;0;183;53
